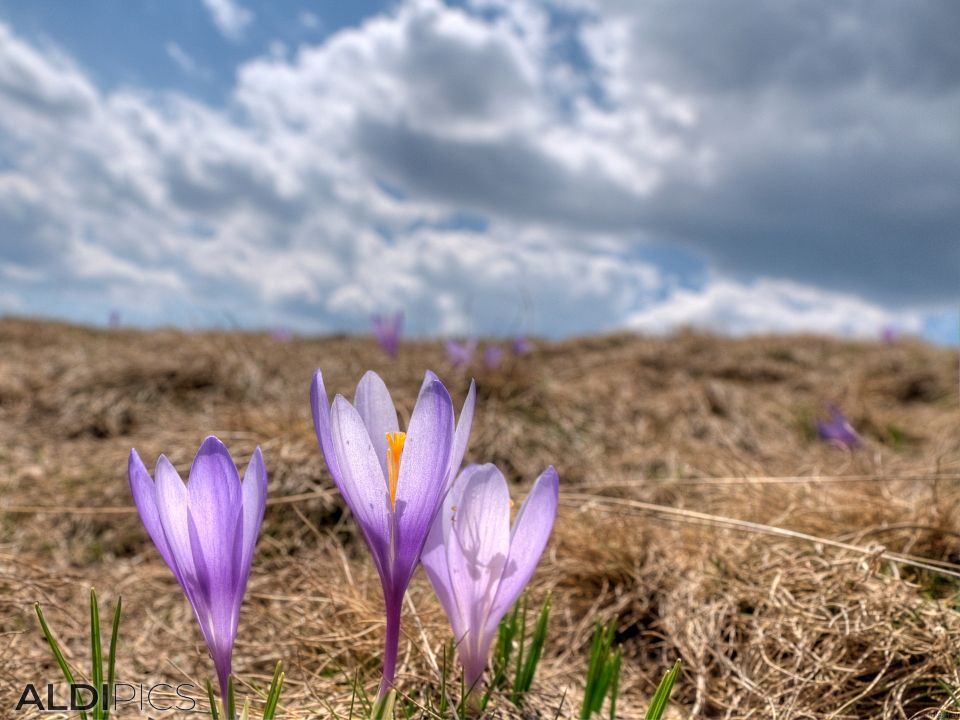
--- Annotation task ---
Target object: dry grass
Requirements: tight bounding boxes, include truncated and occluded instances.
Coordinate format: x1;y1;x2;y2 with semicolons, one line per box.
1;317;960;718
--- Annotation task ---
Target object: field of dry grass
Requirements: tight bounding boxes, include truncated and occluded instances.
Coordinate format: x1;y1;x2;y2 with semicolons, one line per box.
2;317;960;719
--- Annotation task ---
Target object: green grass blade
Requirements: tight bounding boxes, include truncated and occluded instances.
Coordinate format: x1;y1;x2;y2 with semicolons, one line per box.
90;589;103;720
510;594;529;705
34;601;88;720
261;661;284;720
103;596;122;720
607;648;621;720
644;660;681;720
516;595;551;694
207;679;221;720
226;675;237;720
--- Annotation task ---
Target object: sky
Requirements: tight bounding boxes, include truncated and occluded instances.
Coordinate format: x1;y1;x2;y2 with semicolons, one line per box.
0;0;956;342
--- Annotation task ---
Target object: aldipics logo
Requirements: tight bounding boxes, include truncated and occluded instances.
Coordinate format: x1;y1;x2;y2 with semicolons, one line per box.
15;681;199;714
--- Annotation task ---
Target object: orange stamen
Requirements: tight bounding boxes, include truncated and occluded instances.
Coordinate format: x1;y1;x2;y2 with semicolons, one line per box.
386;431;406;510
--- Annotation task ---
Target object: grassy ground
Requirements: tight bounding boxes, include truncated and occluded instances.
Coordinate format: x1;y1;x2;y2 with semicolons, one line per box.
2;317;959;718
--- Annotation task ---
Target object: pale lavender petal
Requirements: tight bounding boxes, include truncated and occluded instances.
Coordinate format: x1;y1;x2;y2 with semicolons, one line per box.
239;446;268;586
485;466;559;636
330;395;392;572
447;465;511;646
354;370;399;481
311;370;342;483
447;379;476;487
154;454;196;584
421;468;471;643
129;449;176;572
187;437;243;595
393;379;454;583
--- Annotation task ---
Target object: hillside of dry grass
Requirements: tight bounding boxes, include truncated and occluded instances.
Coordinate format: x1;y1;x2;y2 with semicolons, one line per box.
2;317;960;718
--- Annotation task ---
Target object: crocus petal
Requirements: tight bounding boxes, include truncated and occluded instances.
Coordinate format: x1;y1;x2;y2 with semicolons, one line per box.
129;449;176;572
393;379;454;583
330;395;392;574
448;379;476;487
485;466;559;636
447;464;511;660
239;446;268;586
187;437;243;595
421;468;471;643
188;507;243;699
154;454;196;585
418;371;474;487
354;371;399;481
311;369;342;483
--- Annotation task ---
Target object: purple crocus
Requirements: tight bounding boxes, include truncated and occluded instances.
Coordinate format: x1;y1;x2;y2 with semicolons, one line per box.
482;345;504;370
817;405;861;449
511;336;530;356
446;339;477;368
421;463;559;690
270;325;293;342
371;311;403;358
310;369;475;697
128;437;268;703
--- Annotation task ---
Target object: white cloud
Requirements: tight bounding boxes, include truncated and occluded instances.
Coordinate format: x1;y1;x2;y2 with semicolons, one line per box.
165;41;212;80
200;0;253;41
627;278;924;338
0;1;953;339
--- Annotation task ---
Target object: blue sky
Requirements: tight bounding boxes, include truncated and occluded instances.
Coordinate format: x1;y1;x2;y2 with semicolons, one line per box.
0;0;956;342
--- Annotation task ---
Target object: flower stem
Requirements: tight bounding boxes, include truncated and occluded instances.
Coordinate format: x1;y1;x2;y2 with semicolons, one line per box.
378;593;402;699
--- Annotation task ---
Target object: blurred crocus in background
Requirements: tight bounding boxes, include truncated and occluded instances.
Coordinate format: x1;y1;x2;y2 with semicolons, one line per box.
446;338;476;368
881;326;898;344
311;369;475;698
371;311;403;358
128;436;268;705
107;309;121;328
270;325;293;342
422;463;559;691
511;337;530;356
817;404;861;449
483;345;505;370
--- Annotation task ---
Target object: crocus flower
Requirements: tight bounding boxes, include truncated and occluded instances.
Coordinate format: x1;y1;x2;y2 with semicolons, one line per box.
817;405;861;449
371;311;403;358
446;339;477;368
422;463;559;690
310;369;475;697
128;436;268;704
107;309;121;328
511;336;530;356
482;345;504;370
881;326;898;344
270;325;293;342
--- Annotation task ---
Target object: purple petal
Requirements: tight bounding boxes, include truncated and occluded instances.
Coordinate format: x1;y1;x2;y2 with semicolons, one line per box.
393;379;454;584
354;371;399;481
188;507;242;698
239;447;268;587
448;379;476;488
485;466;559;636
186;437;243;595
447;464;511;673
154;454;196;585
330;395;392;574
421;468;471;643
311;370;343;482
129;449;176;572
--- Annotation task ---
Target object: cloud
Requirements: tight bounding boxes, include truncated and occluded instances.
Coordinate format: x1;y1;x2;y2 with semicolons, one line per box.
0;0;955;340
165;42;212;80
200;0;253;41
627;278;924;338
